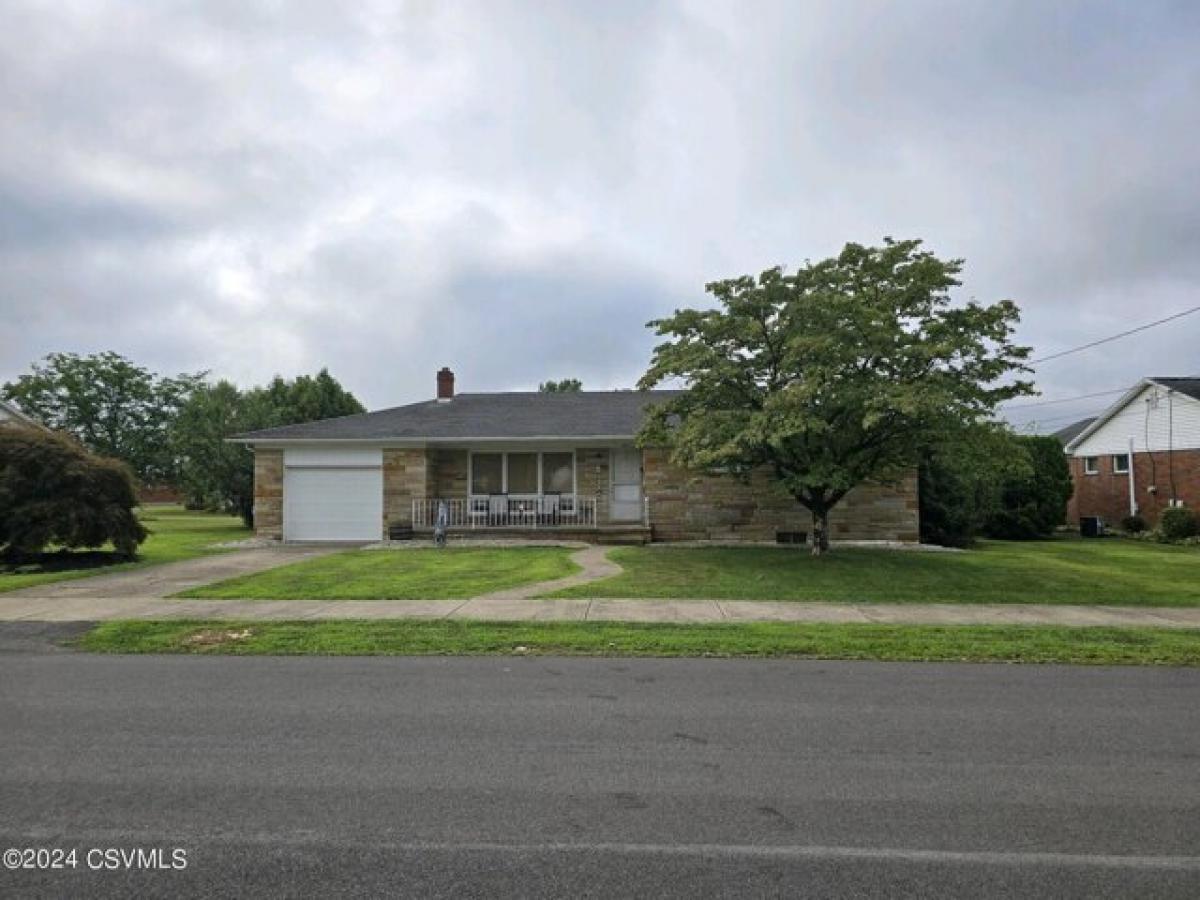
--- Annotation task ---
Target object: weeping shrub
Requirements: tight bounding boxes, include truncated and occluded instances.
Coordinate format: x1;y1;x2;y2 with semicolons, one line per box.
0;427;147;558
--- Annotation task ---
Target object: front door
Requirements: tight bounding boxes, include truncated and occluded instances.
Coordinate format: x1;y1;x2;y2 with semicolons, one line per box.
609;447;643;522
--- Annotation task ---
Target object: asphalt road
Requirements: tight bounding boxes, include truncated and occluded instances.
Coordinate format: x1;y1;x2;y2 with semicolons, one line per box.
1;627;1198;898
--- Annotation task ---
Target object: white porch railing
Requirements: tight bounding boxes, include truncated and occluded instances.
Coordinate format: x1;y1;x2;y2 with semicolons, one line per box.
412;496;598;529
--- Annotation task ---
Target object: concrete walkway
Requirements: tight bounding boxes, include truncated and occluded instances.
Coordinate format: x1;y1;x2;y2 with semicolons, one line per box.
1;544;1199;628
3;595;1200;627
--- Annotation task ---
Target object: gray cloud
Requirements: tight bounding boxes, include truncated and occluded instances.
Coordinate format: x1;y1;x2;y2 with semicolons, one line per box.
1;0;1197;423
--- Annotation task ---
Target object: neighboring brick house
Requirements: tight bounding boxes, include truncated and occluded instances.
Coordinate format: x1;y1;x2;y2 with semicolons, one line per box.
1059;377;1200;528
233;368;919;545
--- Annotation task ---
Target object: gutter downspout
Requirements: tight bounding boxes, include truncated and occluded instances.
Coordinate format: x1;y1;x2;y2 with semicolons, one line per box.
1128;435;1137;517
1167;390;1177;505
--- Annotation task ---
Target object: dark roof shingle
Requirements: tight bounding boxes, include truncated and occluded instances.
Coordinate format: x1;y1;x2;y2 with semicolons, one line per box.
234;390;682;441
1051;417;1097;445
1152;377;1200;402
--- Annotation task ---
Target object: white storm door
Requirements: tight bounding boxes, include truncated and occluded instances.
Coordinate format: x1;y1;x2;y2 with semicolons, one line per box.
609;447;643;522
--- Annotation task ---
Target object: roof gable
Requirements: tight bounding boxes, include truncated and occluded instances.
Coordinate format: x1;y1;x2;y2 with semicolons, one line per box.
1052;417;1096;446
1065;377;1200;454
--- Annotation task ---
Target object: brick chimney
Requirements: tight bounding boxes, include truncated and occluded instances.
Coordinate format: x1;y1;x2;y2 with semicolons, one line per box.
436;367;455;400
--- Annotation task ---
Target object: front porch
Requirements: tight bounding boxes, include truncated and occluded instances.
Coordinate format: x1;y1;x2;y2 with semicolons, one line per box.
409;497;651;544
387;444;650;543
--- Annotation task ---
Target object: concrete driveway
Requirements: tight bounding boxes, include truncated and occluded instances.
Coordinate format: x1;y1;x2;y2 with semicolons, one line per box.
0;547;337;619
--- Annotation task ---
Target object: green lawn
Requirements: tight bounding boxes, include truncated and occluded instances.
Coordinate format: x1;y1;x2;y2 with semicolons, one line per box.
176;548;579;600
547;539;1200;606
0;505;249;593
76;619;1200;666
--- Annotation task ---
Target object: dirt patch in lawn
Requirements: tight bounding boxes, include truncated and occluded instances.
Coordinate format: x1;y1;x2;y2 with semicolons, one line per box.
182;627;256;648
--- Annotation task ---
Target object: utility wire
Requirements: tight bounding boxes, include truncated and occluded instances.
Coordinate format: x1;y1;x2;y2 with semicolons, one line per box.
998;388;1127;410
1029;304;1200;365
1009;407;1108;430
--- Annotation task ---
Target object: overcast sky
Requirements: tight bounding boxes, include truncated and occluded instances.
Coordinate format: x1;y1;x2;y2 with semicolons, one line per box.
2;0;1198;430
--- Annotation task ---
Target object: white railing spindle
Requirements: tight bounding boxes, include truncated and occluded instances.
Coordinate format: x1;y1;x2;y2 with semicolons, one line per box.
409;496;597;529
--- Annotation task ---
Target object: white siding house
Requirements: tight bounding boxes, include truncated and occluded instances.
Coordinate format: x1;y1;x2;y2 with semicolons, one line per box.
1067;380;1200;457
1062;377;1200;526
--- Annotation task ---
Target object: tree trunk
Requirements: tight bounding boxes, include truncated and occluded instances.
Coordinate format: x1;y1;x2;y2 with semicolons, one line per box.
810;507;830;556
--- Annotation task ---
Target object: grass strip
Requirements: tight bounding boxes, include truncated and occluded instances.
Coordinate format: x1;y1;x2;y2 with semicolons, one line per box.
75;619;1200;666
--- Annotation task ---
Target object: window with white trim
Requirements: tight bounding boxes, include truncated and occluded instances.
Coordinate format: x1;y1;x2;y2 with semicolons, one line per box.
1112;453;1129;474
468;451;576;496
1083;456;1099;475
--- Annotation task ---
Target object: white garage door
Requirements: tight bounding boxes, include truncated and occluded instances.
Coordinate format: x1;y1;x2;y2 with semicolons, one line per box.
284;467;382;542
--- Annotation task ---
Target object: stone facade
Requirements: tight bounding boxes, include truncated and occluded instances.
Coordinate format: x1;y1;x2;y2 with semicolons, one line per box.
576;448;611;524
643;447;919;542
383;448;432;529
1067;449;1200;528
254;443;920;543
253;448;283;539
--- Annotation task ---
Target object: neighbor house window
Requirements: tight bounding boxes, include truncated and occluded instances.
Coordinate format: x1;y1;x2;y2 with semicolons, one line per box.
1083;456;1099;475
1112;454;1129;474
506;453;538;494
542;452;575;494
471;453;503;494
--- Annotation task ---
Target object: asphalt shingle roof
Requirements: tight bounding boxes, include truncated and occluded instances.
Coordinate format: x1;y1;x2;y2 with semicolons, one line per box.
233;390;683;441
1151;377;1200;402
1052;417;1097;445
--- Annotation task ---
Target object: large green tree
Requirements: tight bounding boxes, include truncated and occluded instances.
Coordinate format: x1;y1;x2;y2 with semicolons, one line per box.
172;380;255;523
2;352;205;484
538;378;583;393
638;239;1033;554
174;369;364;526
